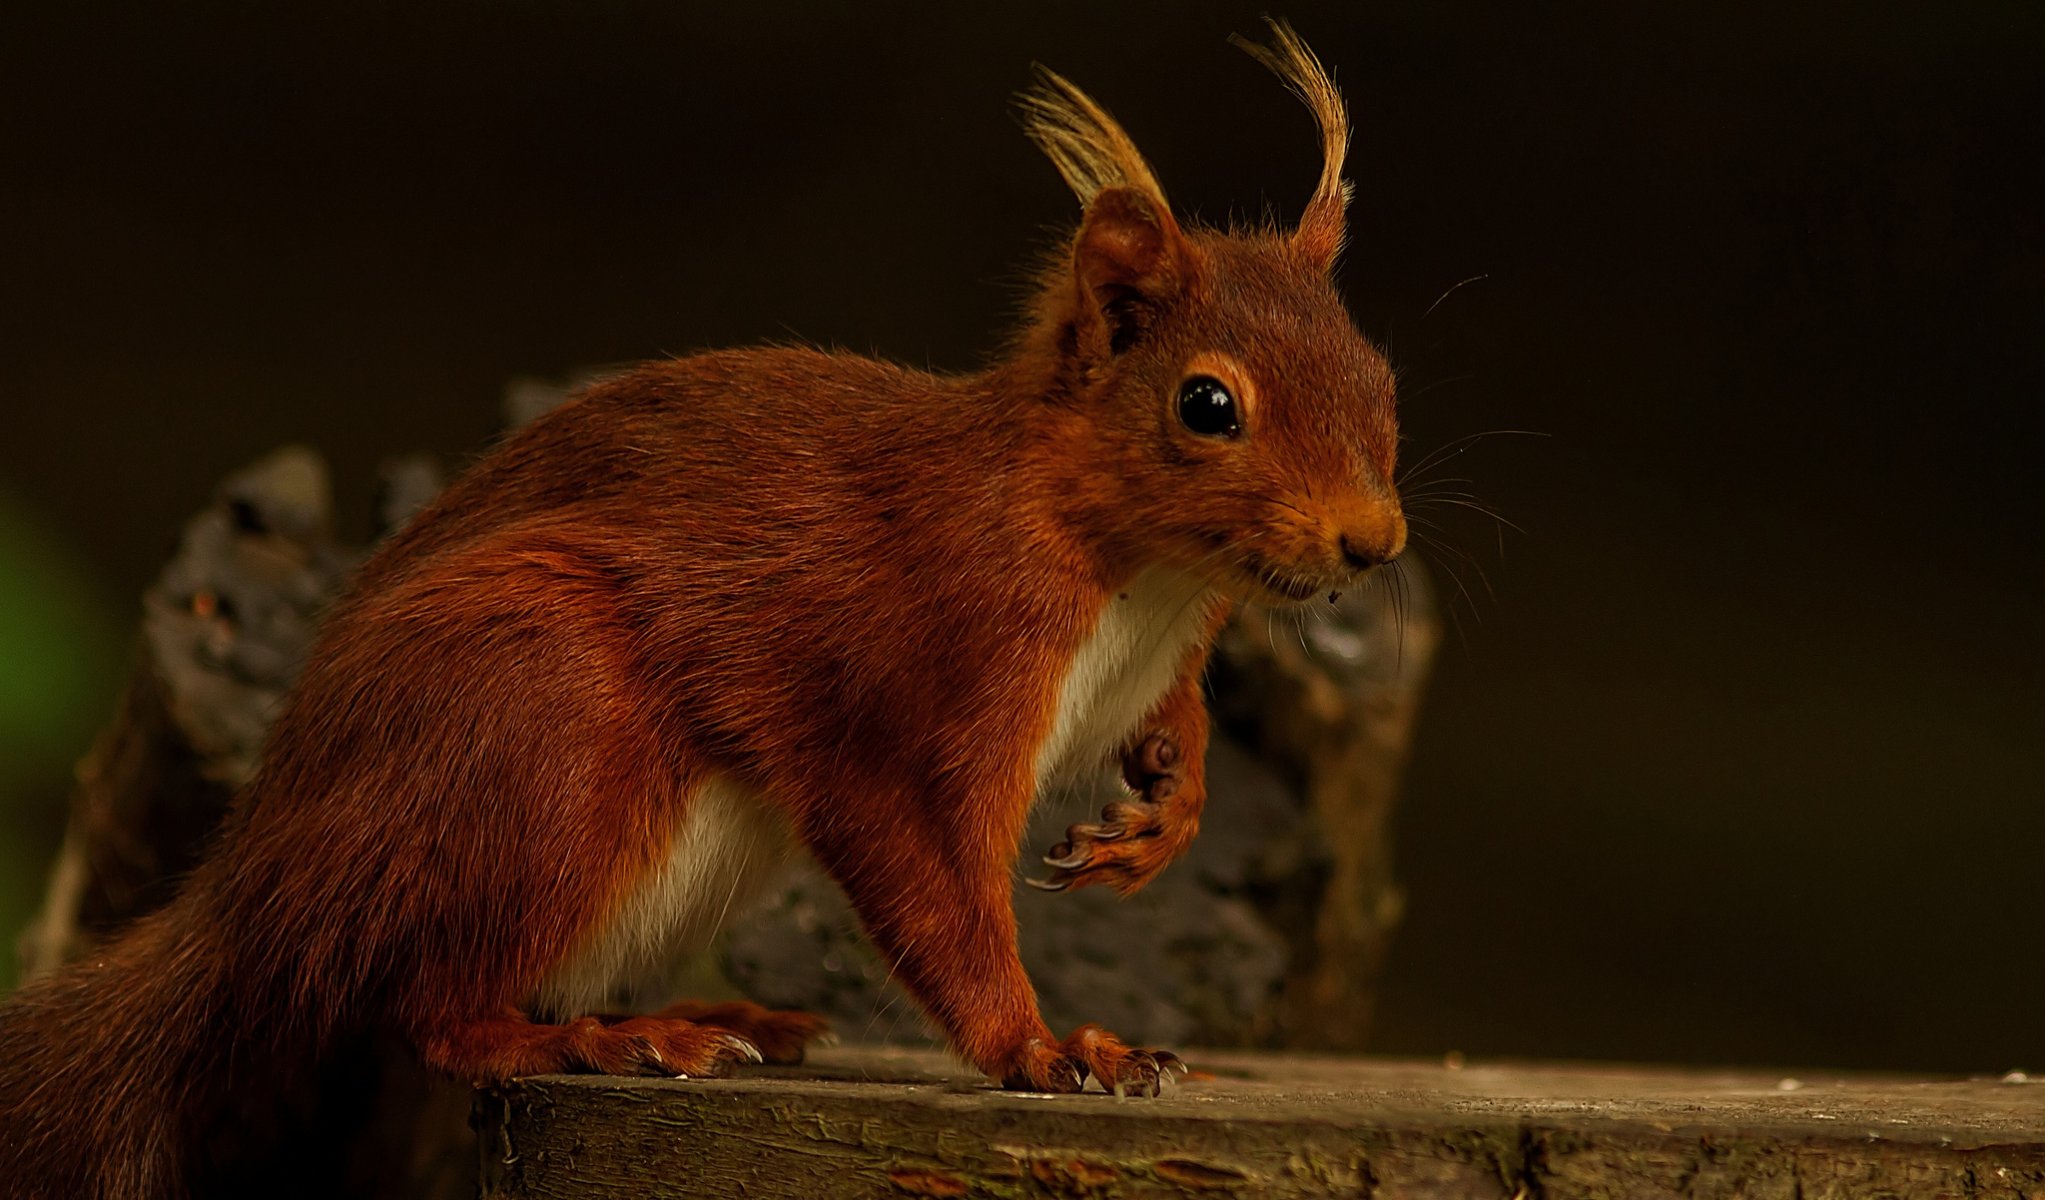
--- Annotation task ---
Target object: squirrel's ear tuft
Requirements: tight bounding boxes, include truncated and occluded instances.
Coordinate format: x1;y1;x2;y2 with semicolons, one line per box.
1231;19;1352;272
1072;186;1185;355
1018;65;1171;214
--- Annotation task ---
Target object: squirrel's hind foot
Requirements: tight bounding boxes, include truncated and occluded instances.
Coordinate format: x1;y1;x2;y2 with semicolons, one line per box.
643;998;832;1065
420;1010;765;1083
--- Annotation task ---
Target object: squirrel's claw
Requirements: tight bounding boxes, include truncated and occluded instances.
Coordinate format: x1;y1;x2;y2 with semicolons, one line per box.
647;999;831;1065
1063;818;1129;845
1032;798;1161;894
998;1027;1183;1098
1064;1025;1183;1098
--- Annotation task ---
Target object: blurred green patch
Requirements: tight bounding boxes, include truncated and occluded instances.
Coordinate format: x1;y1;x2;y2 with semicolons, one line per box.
0;490;123;992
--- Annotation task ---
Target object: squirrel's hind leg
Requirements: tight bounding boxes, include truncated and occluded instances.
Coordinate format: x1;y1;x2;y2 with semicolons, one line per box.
417;1008;764;1084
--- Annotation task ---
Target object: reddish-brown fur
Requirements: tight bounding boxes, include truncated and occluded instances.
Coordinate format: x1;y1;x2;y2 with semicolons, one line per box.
0;23;1403;1197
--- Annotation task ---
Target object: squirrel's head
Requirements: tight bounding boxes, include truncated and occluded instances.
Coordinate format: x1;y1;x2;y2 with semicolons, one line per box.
1018;21;1404;606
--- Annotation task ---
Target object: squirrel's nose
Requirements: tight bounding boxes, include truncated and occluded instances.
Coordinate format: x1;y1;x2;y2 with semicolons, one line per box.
1339;533;1388;570
1338;513;1407;572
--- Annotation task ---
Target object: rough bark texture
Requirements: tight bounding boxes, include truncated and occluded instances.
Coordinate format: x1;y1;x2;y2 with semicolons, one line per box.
16;447;358;976
480;1046;2045;1200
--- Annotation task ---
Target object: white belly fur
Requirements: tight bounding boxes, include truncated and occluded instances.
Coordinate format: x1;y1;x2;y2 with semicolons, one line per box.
533;776;796;1019
1033;567;1215;795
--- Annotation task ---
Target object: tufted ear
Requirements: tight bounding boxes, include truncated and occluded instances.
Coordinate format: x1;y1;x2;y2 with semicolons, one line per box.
1020;66;1189;358
1232;19;1352;272
1072;186;1186;355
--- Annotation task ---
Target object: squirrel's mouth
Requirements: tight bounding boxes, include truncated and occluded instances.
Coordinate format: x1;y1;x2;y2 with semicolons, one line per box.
1241;557;1327;605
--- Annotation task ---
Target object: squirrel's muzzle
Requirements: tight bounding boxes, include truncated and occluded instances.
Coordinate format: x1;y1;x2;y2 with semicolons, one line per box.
1335;506;1406;574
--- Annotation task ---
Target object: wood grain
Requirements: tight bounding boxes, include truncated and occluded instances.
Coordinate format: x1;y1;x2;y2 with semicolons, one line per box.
481;1046;2045;1199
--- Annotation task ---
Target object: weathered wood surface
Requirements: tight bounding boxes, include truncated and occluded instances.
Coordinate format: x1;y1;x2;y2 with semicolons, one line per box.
479;1046;2045;1200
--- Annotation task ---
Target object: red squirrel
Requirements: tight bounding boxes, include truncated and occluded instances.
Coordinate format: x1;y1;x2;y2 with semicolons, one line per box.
0;22;1404;1198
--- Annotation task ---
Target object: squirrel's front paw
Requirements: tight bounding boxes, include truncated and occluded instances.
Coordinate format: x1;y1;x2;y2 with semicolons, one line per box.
1000;1026;1185;1097
1118;728;1184;796
1000;1038;1086;1094
1029;732;1193;895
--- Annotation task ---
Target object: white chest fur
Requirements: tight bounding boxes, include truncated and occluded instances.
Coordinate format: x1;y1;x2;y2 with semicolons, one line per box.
533;776;794;1019
1033;568;1215;794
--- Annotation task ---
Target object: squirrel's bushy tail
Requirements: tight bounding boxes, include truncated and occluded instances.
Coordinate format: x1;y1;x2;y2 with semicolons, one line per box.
0;894;236;1200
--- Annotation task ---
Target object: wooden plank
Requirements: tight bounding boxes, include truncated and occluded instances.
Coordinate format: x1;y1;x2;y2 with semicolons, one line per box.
478;1046;2045;1199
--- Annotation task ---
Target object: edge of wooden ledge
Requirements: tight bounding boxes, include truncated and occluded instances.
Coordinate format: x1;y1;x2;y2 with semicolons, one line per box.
479;1045;2045;1200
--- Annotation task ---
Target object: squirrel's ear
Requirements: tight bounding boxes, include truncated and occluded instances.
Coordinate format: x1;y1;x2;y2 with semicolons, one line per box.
1072;186;1185;354
1019;66;1188;356
1233;20;1351;273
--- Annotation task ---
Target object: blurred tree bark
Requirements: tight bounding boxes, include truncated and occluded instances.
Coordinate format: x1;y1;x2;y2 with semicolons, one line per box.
1210;582;1438;1050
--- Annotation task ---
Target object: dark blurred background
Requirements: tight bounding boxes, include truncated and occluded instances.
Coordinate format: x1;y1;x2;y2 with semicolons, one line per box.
2;1;2039;1072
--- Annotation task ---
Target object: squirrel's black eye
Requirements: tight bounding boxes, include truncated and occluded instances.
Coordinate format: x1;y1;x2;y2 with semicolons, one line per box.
1177;375;1241;439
